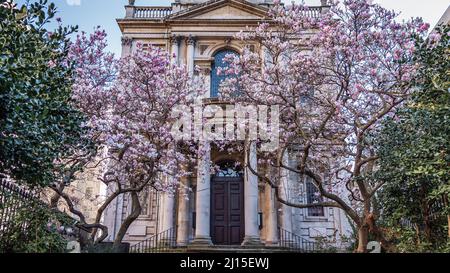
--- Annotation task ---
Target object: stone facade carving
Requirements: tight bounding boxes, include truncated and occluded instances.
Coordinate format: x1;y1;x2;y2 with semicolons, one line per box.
186;35;196;46
121;36;133;46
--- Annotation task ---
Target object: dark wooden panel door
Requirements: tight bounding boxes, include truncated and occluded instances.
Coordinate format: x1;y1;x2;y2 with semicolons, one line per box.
211;177;244;245
211;181;227;244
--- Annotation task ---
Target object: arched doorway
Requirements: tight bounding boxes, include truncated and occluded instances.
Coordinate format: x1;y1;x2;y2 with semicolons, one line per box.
210;49;239;98
210;160;244;245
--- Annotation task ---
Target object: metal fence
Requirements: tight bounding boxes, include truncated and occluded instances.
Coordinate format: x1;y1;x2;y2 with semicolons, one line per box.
0;179;39;245
278;227;318;252
129;227;177;253
0;178;75;252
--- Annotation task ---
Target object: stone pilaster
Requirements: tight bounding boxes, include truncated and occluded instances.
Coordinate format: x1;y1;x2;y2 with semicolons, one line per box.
264;183;279;246
186;35;196;76
170;35;181;64
177;176;191;246
242;142;263;246
161;191;175;232
191;142;212;246
279;152;293;233
121;36;133;57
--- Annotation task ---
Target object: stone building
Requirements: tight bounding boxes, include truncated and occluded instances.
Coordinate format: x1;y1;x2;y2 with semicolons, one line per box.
436;4;450;27
43;160;106;225
103;0;352;250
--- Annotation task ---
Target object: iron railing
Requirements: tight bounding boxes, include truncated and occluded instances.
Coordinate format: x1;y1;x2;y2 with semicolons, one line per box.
0;178;76;252
133;7;172;19
129;227;177;253
0;179;38;241
278;227;318;252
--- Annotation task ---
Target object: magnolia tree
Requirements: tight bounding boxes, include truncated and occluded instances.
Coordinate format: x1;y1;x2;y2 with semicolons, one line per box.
49;29;203;249
220;0;428;252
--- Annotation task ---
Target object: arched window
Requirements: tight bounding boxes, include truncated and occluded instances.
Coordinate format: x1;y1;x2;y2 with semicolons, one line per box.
213;160;243;177
210;49;239;98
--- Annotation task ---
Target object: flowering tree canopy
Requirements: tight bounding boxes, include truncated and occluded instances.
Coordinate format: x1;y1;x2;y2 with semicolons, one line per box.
220;0;429;252
51;29;204;248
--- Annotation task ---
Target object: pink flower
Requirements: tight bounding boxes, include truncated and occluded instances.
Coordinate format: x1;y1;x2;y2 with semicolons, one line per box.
428;32;442;45
393;49;402;61
417;23;430;33
47;60;56;68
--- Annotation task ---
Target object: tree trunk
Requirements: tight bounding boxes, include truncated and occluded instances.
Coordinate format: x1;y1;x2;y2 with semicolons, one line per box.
447;214;450;239
112;192;141;251
422;201;432;241
90;190;123;241
419;185;432;242
414;223;421;246
356;225;369;253
49;191;61;208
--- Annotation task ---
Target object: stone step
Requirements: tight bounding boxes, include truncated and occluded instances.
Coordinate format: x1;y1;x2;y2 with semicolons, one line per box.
132;246;308;253
183;245;304;253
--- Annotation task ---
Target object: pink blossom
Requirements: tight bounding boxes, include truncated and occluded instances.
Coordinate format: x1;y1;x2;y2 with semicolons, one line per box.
417;22;430;33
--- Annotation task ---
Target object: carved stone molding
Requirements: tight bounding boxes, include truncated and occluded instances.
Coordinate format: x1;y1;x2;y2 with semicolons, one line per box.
121;36;133;46
170;35;181;46
186;35;197;46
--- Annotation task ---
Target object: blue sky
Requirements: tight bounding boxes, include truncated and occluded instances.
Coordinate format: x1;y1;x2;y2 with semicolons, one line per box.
14;0;450;56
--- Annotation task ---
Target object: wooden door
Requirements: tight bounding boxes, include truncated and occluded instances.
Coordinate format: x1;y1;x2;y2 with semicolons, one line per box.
210;177;244;245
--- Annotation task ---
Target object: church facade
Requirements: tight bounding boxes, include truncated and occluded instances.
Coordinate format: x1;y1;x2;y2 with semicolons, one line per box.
103;0;352;250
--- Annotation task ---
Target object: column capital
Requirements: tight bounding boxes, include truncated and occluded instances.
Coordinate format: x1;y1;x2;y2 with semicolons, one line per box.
170;35;181;46
121;36;133;46
186;35;197;46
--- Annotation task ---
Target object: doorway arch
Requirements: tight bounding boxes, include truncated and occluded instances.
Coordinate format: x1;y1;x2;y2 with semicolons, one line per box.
210;160;245;245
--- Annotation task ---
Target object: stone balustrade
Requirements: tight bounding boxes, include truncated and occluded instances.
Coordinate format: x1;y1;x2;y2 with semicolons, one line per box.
300;7;323;18
130;6;173;19
125;5;324;19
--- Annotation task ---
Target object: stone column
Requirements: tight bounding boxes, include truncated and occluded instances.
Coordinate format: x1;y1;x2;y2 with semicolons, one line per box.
242;142;263;246
170;35;180;64
264;183;279;246
192;142;212;246
161;191;175;232
177;177;190;246
121;36;133;57
279;152;293;233
160;177;175;245
186;35;196;76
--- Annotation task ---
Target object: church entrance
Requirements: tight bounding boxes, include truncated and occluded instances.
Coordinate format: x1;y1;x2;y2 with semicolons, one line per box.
210;160;244;245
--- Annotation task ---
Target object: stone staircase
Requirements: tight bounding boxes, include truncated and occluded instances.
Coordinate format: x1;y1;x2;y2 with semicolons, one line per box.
129;227;319;253
184;245;307;253
131;244;317;253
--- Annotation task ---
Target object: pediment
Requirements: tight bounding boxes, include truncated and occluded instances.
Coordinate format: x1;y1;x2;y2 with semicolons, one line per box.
168;0;269;21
